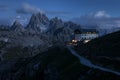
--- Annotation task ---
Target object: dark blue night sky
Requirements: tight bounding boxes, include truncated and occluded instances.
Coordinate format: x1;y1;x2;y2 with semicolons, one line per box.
0;0;120;27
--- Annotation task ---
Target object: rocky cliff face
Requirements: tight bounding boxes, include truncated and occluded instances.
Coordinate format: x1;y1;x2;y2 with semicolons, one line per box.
49;17;64;32
26;13;49;33
11;20;25;32
64;21;81;30
49;21;81;42
0;12;82;51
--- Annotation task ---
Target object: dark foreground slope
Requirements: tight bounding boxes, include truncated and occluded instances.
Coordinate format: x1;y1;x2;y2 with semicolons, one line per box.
0;46;89;80
0;46;120;80
76;30;120;72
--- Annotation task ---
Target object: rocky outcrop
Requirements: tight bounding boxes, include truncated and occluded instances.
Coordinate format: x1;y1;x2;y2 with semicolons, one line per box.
26;13;49;33
64;21;81;30
49;21;81;42
11;20;25;32
48;17;64;33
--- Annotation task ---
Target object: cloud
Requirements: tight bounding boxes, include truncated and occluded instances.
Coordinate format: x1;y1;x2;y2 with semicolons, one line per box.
17;16;29;26
16;3;71;22
46;11;71;15
72;10;120;29
89;11;110;18
46;10;72;20
16;3;44;14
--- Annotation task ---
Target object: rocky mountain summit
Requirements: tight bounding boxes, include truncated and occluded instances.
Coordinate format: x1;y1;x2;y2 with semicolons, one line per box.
49;17;64;32
51;21;81;42
11;20;25;32
1;12;81;37
26;13;49;33
0;12;81;60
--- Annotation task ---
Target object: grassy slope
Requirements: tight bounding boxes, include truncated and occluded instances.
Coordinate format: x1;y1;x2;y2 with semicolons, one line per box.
76;30;120;71
35;46;90;80
1;46;120;80
28;46;120;80
12;46;89;80
77;30;120;57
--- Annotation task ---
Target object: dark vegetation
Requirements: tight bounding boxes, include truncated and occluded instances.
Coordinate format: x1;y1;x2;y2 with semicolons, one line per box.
0;46;89;80
76;30;120;71
0;45;120;80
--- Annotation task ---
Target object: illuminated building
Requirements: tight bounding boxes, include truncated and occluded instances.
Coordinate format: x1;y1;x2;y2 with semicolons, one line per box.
73;29;99;43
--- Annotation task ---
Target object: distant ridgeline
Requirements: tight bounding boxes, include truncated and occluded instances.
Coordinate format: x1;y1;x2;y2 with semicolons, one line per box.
0;12;100;45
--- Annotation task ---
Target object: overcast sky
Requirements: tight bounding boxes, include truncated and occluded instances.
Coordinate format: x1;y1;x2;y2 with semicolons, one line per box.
0;0;120;28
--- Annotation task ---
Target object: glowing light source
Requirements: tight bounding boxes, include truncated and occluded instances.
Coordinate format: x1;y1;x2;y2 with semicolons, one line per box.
72;39;77;43
84;40;90;43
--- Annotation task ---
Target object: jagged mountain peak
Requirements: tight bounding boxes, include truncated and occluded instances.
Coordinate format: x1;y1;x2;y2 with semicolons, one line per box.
49;17;64;31
64;21;81;30
13;20;21;26
26;12;49;33
50;17;63;23
11;20;24;32
30;13;49;25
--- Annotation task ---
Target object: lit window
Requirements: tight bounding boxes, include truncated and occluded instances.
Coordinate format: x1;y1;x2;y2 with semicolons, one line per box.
72;39;77;43
84;40;90;43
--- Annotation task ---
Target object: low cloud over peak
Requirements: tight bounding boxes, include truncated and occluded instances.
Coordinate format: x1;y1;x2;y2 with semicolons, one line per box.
16;3;44;14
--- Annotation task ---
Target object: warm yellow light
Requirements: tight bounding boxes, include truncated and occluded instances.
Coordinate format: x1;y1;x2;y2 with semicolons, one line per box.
74;40;77;43
84;40;90;43
72;40;75;42
72;39;77;43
